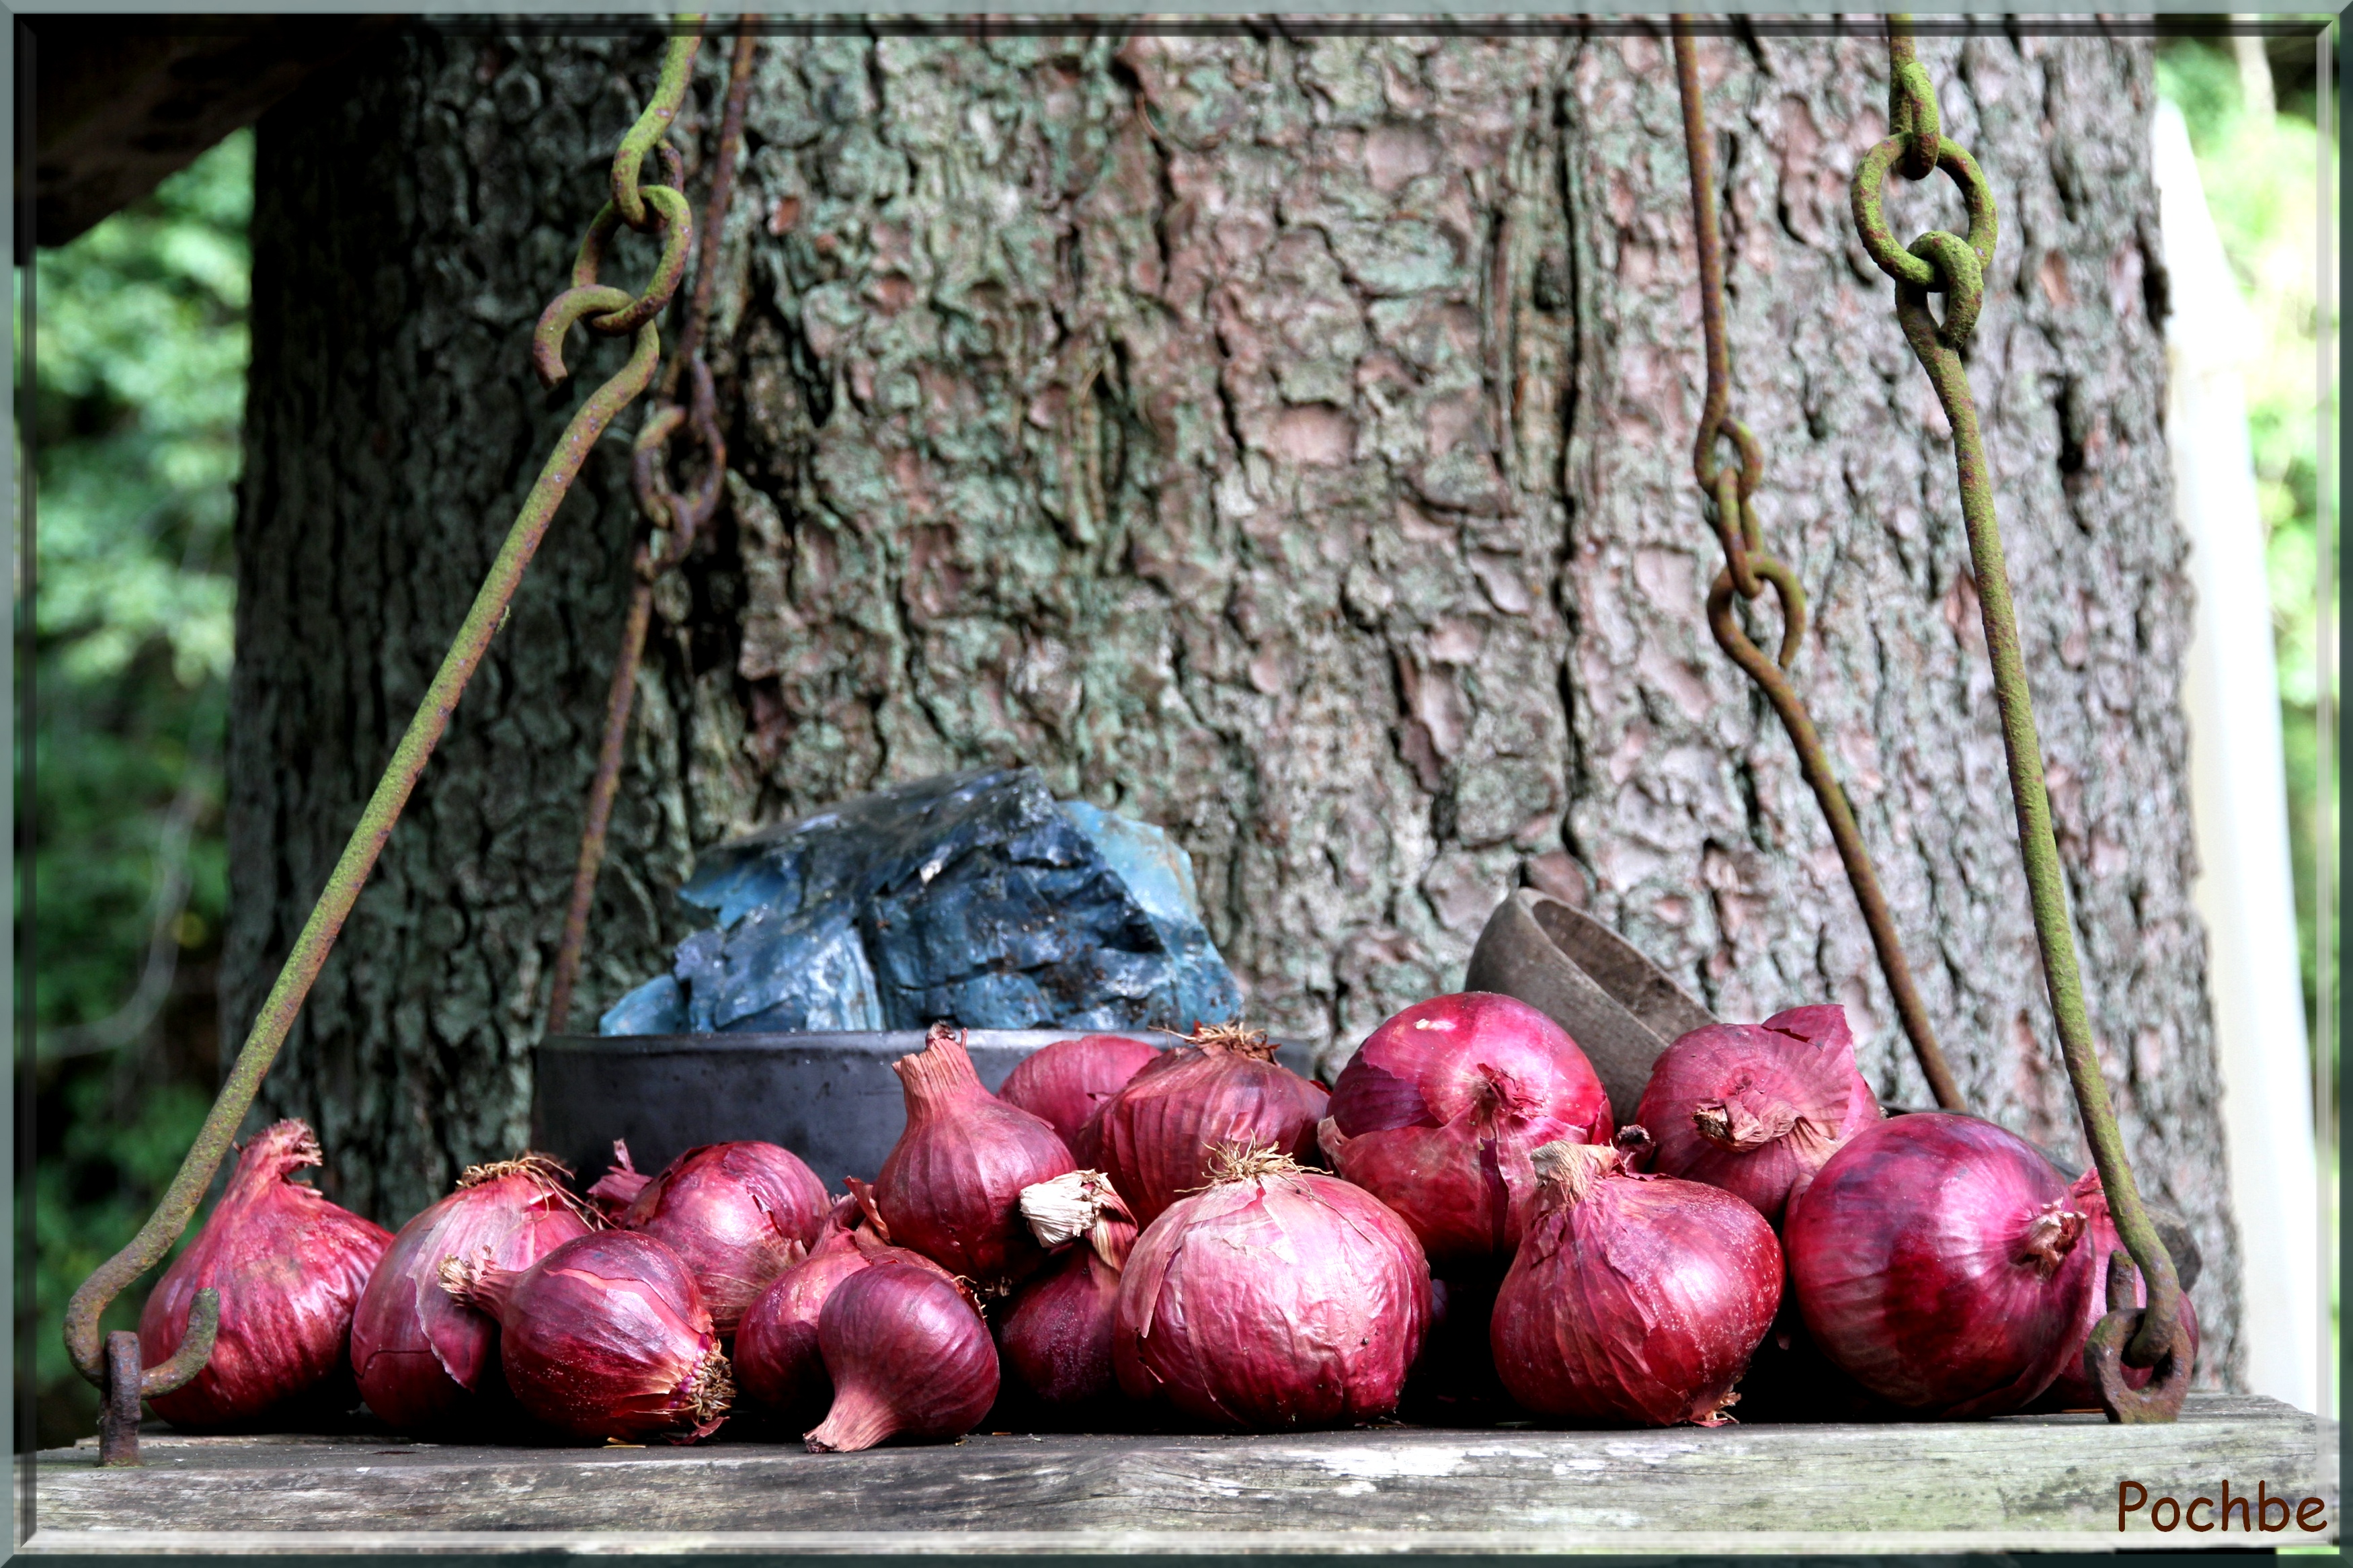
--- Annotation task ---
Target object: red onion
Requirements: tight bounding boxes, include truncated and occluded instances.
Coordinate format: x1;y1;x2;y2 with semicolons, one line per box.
805;1264;1000;1452
1787;1112;2096;1417
1092;1023;1329;1226
1490;1141;1782;1426
1000;1034;1161;1159
733;1204;954;1426
351;1154;596;1434
2032;1169;2202;1411
998;1171;1136;1408
440;1229;731;1442
1114;1143;1430;1430
1634;1006;1880;1227
139;1120;392;1429
1319;992;1613;1265
586;1139;653;1221
615;1141;830;1335
875;1023;1076;1291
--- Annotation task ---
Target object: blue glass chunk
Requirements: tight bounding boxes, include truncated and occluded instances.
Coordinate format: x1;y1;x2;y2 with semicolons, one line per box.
599;768;1244;1037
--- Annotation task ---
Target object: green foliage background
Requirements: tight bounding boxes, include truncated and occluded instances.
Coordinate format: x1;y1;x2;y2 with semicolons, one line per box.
30;131;248;1446
24;39;2334;1446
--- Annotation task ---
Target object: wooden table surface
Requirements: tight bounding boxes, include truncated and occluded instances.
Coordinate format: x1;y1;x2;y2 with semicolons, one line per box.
23;1394;2336;1554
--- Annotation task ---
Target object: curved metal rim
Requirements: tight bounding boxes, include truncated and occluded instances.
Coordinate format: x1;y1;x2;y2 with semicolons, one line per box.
536;1028;1170;1058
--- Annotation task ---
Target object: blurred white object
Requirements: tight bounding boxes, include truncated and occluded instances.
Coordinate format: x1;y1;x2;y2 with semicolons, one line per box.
2153;99;2321;1413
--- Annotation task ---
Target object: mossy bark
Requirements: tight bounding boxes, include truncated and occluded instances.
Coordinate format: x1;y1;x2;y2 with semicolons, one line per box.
229;23;2237;1381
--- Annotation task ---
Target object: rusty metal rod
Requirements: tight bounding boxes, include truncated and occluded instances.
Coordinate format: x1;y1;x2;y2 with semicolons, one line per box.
1672;18;1964;1112
547;576;654;1036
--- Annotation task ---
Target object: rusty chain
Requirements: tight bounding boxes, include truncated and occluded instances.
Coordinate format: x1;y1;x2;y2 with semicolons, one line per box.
547;24;758;1038
1670;19;1964;1114
1849;15;2182;1421
64;18;709;1467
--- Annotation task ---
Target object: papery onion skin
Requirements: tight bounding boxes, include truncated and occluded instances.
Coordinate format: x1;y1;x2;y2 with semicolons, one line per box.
1320;992;1613;1265
1113;1145;1431;1430
734;1218;953;1426
1491;1141;1782;1427
999;1171;1136;1409
875;1024;1077;1290
442;1230;731;1443
618;1141;829;1335
351;1155;596;1434
1092;1024;1329;1227
1635;1007;1880;1227
1000;1035;1161;1160
2031;1169;2203;1411
140;1120;393;1430
587;1140;653;1222
1788;1112;2096;1417
805;1264;1000;1452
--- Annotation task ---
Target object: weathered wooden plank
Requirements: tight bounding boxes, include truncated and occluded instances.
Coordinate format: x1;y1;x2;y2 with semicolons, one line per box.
25;1395;2336;1552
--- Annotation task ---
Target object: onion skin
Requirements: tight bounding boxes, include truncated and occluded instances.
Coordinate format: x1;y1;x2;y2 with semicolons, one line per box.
2031;1170;2202;1411
1320;992;1614;1265
1491;1141;1782;1427
875;1024;1077;1290
139;1120;392;1430
1635;1007;1880;1227
1788;1112;2096;1417
586;1140;653;1222
1114;1145;1431;1430
734;1221;953;1427
999;1171;1136;1409
1092;1024;1330;1227
351;1155;596;1434
442;1230;732;1443
617;1141;830;1335
805;1264;1000;1452
1000;1035;1161;1159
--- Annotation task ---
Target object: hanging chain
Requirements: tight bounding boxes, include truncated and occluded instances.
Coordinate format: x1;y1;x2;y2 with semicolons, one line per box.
63;19;709;1467
546;25;758;1038
1850;15;2184;1421
1671;19;1964;1114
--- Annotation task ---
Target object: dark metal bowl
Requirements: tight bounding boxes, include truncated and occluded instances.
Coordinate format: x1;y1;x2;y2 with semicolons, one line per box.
530;1030;1324;1191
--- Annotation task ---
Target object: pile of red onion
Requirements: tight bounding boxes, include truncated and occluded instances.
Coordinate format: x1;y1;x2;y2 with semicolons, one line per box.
1634;1007;1879;1226
606;1140;830;1334
997;1169;1136;1409
1786;1112;2098;1417
999;1034;1160;1159
139;1120;392;1430
1320;992;1612;1266
874;1023;1076;1292
117;982;2190;1450
440;1229;733;1442
733;1198;954;1428
1491;1141;1782;1426
1115;1142;1431;1429
1090;1023;1328;1225
350;1153;595;1434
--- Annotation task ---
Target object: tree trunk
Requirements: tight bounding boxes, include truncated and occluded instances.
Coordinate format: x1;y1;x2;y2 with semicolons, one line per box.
229;22;2241;1383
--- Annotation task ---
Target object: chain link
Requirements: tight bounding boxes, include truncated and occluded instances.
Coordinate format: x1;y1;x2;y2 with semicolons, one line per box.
1852;14;2183;1420
547;24;759;1037
64;17;709;1466
1671;17;1964;1116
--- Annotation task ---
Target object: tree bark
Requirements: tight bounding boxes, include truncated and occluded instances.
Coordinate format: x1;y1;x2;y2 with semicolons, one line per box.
229;22;2240;1383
